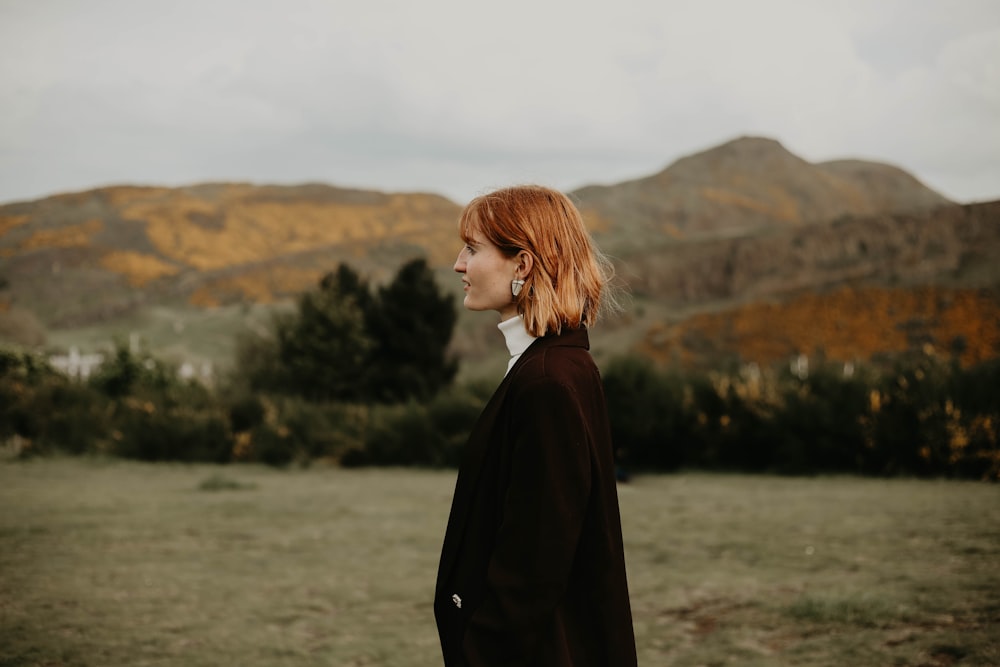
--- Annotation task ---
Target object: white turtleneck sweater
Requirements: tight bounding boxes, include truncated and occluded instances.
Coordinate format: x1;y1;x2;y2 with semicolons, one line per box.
498;315;538;377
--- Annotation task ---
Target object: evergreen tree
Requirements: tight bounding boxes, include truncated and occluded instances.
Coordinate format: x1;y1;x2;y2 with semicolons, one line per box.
322;264;372;317
365;258;458;402
277;271;371;402
232;260;457;404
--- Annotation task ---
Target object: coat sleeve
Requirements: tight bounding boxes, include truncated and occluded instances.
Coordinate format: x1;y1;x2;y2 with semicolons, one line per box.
462;375;593;666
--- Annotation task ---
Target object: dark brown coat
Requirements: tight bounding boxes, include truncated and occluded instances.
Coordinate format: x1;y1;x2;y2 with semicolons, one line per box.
435;327;637;666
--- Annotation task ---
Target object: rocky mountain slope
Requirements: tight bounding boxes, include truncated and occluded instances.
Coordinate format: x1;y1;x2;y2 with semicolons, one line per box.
0;183;461;328
1;136;996;371
575;136;951;250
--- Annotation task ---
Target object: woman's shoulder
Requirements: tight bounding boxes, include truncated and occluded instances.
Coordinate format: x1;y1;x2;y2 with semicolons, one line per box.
514;338;599;389
505;346;603;425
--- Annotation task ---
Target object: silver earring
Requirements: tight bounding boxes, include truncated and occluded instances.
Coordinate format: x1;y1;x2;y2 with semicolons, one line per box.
511;279;525;297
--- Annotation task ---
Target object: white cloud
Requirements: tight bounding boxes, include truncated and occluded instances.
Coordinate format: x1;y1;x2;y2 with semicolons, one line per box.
0;0;998;204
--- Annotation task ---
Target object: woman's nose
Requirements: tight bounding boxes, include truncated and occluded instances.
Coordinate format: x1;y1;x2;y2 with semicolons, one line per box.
454;251;466;273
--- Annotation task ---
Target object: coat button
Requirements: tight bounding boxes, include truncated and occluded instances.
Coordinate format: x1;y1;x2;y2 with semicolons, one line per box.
451;594;462;609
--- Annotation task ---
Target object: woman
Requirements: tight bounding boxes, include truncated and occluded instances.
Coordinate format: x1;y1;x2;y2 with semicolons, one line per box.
434;185;637;666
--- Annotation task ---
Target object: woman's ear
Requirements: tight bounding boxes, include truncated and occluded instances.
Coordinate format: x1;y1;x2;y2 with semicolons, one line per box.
514;250;534;279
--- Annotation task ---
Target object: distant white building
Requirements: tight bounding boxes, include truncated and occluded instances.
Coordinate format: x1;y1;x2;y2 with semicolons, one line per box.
179;361;214;384
791;353;809;379
49;344;214;385
49;347;105;380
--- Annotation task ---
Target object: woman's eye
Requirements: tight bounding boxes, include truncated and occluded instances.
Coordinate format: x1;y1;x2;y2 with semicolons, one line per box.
464;244;475;255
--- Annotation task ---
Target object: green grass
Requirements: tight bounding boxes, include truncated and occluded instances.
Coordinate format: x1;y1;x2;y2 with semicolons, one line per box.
1;459;997;666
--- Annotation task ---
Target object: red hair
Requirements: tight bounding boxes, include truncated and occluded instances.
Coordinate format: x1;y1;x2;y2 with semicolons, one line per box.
459;185;616;337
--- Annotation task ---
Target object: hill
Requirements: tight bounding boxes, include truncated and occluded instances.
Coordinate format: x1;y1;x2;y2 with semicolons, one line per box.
606;199;1000;370
0;136;997;373
0;183;461;328
573;136;951;252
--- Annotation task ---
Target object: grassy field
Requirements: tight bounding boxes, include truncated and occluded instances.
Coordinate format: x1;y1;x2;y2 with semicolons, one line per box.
1;458;997;667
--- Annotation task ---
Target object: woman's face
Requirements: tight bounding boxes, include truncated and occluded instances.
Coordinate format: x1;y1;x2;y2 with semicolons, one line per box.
454;229;519;320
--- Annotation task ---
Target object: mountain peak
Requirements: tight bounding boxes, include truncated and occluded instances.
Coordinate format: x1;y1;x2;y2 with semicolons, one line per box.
710;134;790;153
573;136;951;242
664;135;806;179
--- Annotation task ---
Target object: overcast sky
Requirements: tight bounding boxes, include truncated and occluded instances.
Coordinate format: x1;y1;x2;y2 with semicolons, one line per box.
1;0;998;206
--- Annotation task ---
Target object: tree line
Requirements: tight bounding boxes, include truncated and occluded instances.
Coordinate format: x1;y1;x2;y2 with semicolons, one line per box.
1;258;997;479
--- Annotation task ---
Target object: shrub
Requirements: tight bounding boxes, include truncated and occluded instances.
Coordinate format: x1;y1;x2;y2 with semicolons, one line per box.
248;423;297;467
113;401;232;463
361;402;444;466
946;357;1000;479
274;398;368;462
601;351;1000;479
7;336;997;479
602;356;693;470
30;381;110;454
227;394;266;433
425;386;487;467
770;362;871;474
0;349;111;455
859;350;955;476
89;342;175;399
347;383;485;467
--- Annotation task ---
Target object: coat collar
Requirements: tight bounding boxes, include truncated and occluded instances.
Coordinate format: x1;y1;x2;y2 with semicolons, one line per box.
515;325;589;360
487;325;590;414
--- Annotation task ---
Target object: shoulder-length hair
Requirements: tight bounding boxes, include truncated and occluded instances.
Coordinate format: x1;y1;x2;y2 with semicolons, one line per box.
458;185;618;337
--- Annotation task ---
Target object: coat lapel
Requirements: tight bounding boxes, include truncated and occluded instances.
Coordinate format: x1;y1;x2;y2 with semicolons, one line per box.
436;328;591;591
436;364;517;591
